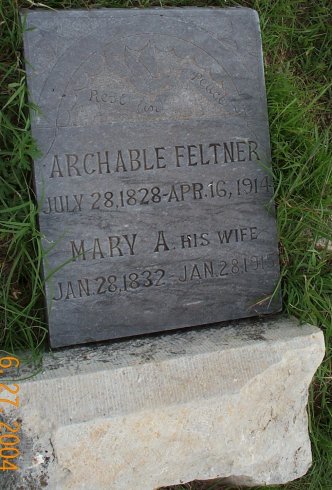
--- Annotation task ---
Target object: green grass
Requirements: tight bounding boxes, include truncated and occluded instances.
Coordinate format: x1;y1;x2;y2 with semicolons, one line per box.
0;0;331;488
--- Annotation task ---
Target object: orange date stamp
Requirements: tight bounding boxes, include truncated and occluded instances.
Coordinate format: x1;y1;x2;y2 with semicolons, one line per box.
0;355;20;471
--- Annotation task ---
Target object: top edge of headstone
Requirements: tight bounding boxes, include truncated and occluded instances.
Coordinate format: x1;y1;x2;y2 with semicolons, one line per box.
20;6;259;18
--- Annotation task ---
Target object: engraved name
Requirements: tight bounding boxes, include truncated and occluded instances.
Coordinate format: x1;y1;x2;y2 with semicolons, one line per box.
49;140;261;178
69;226;260;261
70;233;138;260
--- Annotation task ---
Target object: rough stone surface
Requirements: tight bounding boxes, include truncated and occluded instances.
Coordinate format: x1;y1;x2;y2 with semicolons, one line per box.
1;316;324;489
22;7;281;347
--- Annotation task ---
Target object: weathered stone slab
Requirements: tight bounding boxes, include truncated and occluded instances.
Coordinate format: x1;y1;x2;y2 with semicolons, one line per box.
1;316;325;489
22;7;281;347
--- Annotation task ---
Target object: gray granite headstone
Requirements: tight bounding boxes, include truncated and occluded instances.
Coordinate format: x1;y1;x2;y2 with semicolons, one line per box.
23;7;281;348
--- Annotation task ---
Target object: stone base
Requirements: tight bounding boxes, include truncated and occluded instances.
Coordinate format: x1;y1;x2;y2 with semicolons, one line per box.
1;316;324;489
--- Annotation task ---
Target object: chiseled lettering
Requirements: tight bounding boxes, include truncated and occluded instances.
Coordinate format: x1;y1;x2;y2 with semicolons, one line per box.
53;282;63;301
193;182;204;200
155;147;166;169
218;229;236;244
190;72;224;104
204;261;214;277
175;146;185;167
250;226;258;240
181;234;192;249
83;153;96;174
188;145;198;166
120;94;127;105
181;232;210;249
65;281;76;300
217;227;259;245
115;150;127;172
78;278;90;297
108;234;137;257
178;260;215;282
209;143;220;164
190;264;201;280
122;234;137;255
43;197;52;214
223;142;234;163
44;194;83;214
66;154;80;176
70;234;138;261
236;141;246;162
249;140;260;160
97;151;110;174
93;238;104;259
143;148;154;170
90;89;99;102
167;186;180;202
180;184;191;201
47;140;261;178
71;240;86;260
108;236;123;257
199;144;209;165
73;194;83;211
54;196;65;213
154;231;170;252
191;72;202;81
129;149;141;171
50;155;63;178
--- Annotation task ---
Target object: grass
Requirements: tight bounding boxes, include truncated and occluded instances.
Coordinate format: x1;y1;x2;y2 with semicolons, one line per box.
0;0;331;488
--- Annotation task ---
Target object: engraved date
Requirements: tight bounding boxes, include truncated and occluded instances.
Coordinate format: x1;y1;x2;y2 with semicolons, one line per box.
52;268;166;300
178;254;278;282
42;176;273;214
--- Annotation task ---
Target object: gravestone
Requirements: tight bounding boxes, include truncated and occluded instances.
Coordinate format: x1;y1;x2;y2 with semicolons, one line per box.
23;7;281;348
